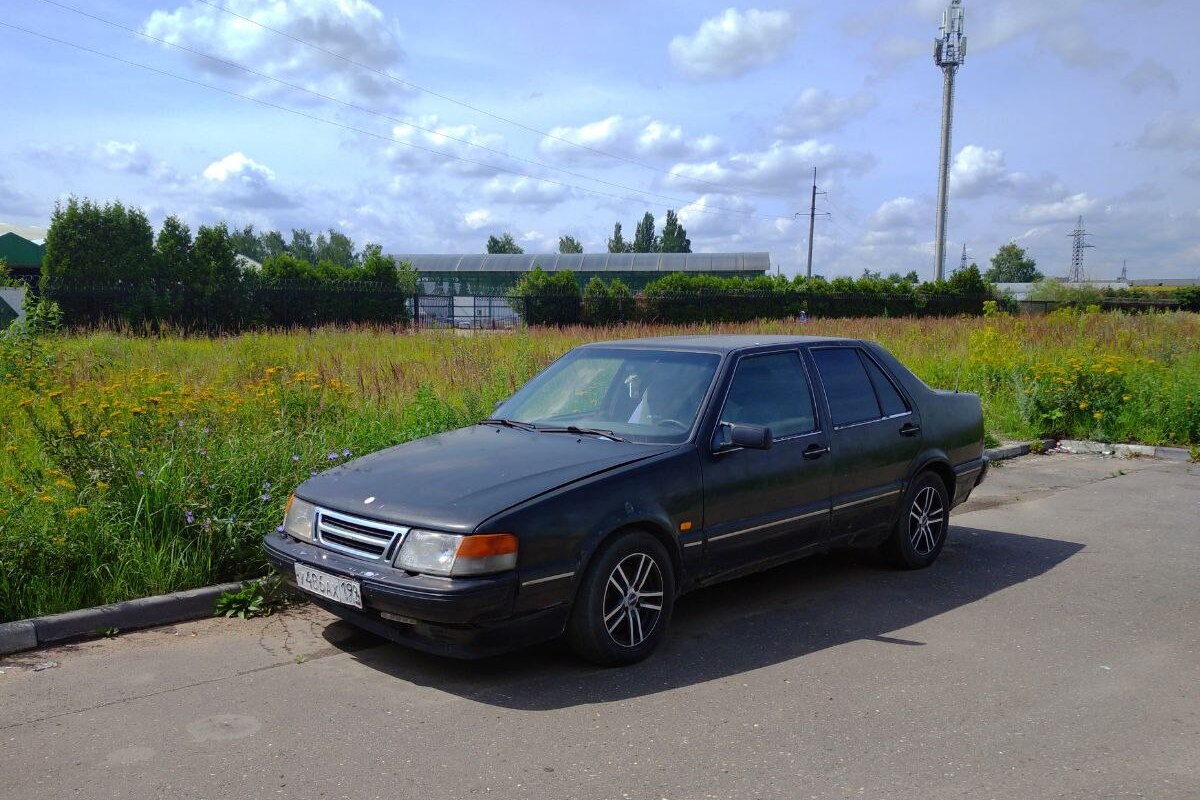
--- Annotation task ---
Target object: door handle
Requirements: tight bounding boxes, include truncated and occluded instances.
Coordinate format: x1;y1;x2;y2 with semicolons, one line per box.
803;443;830;459
899;422;922;437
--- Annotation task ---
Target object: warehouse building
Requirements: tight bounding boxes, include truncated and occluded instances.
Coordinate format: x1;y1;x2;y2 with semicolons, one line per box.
391;252;771;294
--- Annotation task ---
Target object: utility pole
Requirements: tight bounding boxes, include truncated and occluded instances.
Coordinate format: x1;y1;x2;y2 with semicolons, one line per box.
933;0;967;282
805;167;825;279
1066;215;1094;283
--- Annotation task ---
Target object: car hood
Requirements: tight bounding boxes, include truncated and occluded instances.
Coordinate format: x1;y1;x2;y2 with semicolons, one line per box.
295;424;676;532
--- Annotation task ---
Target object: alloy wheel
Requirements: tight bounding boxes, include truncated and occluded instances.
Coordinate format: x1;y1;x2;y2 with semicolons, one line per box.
908;485;945;556
602;552;664;648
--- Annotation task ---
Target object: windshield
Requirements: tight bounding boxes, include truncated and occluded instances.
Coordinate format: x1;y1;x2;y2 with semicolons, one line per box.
494;347;721;444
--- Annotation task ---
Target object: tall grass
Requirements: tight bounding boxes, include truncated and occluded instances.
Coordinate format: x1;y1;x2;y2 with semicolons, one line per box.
2;310;1197;621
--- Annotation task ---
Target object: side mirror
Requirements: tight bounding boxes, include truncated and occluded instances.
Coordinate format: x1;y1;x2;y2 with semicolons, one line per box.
716;422;772;451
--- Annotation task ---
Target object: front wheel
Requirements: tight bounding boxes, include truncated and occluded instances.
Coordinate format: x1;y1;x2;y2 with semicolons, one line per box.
883;471;950;569
567;530;675;666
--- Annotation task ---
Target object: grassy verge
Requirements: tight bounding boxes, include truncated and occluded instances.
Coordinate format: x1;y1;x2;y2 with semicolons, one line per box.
2;310;1197;621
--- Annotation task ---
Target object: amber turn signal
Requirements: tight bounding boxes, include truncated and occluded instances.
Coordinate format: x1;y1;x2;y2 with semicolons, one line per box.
456;533;519;558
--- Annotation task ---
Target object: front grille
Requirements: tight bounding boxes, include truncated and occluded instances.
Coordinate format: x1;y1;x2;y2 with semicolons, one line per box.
316;507;408;562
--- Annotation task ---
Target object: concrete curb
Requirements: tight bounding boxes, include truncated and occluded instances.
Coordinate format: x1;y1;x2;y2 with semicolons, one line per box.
1056;439;1193;461
984;438;1057;462
0;582;243;657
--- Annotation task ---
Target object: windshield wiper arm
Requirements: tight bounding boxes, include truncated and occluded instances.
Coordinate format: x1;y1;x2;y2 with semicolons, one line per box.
538;425;628;442
478;417;538;432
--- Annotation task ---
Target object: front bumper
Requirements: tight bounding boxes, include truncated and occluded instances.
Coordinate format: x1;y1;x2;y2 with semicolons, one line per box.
264;533;567;658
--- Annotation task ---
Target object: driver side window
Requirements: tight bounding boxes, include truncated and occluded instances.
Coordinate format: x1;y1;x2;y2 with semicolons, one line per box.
717;351;818;444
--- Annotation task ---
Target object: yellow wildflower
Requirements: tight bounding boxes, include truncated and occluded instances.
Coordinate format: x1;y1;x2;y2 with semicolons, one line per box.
55;479;74;489
95;481;109;490
1093;411;1103;420
1122;395;1131;402
66;507;88;518
1078;401;1088;410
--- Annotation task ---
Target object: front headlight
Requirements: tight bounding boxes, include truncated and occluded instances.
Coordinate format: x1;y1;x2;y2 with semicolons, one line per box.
282;495;317;542
395;531;517;577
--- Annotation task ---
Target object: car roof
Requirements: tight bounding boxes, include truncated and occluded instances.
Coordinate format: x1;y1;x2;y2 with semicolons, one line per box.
580;334;860;354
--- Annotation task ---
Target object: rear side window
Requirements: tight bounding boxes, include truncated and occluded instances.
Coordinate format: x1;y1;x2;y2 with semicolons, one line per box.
812;348;881;427
861;354;909;417
720;351;817;439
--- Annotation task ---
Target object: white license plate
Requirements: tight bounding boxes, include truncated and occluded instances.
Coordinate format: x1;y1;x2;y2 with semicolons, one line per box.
294;563;362;609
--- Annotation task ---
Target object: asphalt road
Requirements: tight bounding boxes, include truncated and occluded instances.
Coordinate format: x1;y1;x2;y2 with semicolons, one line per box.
2;454;1197;800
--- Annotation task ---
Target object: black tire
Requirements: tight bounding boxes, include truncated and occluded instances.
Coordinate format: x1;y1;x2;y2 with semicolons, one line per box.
883;471;950;570
566;530;676;666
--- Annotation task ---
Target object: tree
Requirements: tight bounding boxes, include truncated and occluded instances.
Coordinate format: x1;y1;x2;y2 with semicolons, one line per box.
486;233;524;254
262;253;317;282
228;224;265;262
192;223;241;326
607;222;633;253
632;212;658;253
315;229;356;267
558;235;583;254
154;215;193;286
946;263;989;295
985;242;1043;283
42;197;154;285
659;210;691;253
259;230;287;260
289;229;316;264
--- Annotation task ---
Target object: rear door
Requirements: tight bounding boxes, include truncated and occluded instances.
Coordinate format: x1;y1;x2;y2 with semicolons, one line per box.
699;350;832;576
809;346;922;542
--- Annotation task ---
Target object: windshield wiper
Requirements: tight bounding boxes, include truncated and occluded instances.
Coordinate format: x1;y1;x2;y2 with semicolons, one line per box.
537;425;628;443
477;417;538;432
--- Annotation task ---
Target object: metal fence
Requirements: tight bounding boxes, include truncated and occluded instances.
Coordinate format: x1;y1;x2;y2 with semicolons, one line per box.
36;282;997;332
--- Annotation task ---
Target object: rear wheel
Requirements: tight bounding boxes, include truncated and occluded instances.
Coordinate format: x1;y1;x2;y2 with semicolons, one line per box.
567;530;675;666
883;471;949;569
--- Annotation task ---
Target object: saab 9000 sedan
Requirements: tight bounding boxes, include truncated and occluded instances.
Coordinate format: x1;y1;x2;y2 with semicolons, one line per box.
266;335;988;665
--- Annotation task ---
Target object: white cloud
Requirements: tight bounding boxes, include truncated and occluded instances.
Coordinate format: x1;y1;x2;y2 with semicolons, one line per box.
481;176;570;208
201;152;296;209
1136;112;1200;151
92;141;156;175
143;0;405;99
462;209;492;230
774;88;877;138
1122;58;1179;95
384;115;508;177
1012;193;1099;223
949;145;1012;198
669;9;799;81
665;139;874;194
539;115;722;163
868;196;925;230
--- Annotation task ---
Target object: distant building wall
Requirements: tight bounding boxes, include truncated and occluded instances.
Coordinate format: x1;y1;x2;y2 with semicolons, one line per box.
0;287;26;325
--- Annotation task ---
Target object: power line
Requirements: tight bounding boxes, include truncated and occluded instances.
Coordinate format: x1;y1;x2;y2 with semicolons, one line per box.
35;0;782;221
0;20;795;224
195;0;798;201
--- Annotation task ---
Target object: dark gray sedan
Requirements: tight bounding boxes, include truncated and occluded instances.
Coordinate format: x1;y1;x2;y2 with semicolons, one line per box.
266;335;987;665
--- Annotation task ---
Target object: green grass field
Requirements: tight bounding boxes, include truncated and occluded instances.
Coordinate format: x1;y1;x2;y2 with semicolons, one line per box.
2;310;1198;621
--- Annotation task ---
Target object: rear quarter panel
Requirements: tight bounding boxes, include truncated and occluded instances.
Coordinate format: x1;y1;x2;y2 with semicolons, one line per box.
862;341;985;470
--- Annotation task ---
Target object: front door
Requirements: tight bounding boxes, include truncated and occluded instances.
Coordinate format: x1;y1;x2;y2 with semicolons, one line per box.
700;350;832;577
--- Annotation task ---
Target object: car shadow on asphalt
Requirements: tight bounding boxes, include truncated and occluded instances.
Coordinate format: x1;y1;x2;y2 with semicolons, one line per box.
324;525;1083;710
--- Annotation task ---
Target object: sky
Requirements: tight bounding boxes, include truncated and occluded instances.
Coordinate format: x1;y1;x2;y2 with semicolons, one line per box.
2;0;1198;280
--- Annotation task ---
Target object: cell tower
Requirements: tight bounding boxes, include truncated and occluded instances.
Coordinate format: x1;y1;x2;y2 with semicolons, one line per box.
1067;215;1094;283
933;0;967;282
